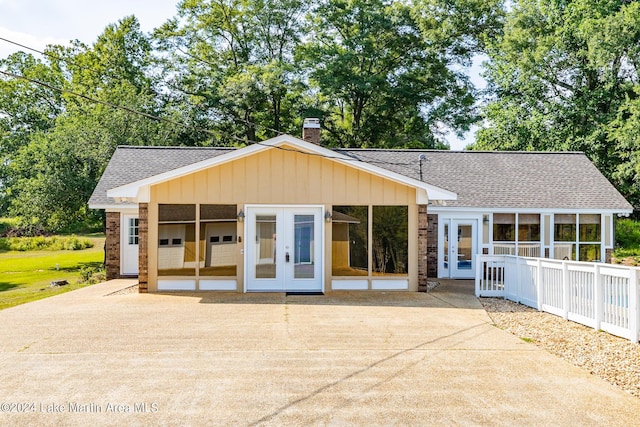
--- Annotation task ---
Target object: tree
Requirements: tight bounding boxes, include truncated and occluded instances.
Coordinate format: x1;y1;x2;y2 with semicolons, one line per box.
299;0;492;148
476;0;640;205
154;0;307;144
0;52;65;212
5;16;182;231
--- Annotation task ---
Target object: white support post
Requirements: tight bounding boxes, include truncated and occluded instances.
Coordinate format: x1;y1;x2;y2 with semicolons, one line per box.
594;264;603;332
563;260;570;320
475;255;481;297
629;268;639;343
536;258;543;311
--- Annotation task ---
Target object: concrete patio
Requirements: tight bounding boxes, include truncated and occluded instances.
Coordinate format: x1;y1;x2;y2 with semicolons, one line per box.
0;279;638;426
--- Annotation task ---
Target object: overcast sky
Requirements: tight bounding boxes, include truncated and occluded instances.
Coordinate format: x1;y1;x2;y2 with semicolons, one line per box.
0;0;479;149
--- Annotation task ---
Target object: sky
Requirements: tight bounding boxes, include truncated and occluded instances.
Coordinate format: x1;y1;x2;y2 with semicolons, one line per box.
0;0;479;150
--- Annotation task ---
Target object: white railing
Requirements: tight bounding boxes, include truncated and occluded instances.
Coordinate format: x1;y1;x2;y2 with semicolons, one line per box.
475;255;640;343
493;243;541;257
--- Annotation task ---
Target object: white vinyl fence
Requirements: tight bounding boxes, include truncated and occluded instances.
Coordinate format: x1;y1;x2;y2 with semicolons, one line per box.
475;255;640;343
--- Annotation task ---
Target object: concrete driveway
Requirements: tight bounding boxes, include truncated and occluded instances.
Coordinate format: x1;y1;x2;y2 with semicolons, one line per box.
0;280;638;426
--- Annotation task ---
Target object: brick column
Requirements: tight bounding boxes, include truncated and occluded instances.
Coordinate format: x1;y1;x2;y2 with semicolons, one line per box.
418;205;428;292
605;248;612;264
426;214;438;278
138;203;149;293
105;212;121;280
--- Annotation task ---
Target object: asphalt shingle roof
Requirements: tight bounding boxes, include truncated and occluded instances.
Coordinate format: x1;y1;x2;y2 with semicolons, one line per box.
338;149;632;210
89;145;632;211
89;146;234;207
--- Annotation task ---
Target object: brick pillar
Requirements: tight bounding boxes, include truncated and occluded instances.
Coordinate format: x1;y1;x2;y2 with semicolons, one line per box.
418;205;429;292
138;203;148;293
605;248;612;264
105;212;121;280
426;214;438;278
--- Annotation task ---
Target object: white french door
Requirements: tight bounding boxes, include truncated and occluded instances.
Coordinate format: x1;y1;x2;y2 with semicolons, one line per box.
246;206;323;292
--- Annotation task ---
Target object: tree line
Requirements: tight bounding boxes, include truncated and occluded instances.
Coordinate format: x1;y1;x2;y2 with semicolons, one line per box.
0;0;638;233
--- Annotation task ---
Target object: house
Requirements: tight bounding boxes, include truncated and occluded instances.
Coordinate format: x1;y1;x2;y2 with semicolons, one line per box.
89;119;633;293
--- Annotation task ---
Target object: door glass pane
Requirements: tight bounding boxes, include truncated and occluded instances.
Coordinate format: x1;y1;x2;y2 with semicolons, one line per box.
255;215;276;279
457;225;472;270
294;215;314;279
443;224;449;270
129;218;139;245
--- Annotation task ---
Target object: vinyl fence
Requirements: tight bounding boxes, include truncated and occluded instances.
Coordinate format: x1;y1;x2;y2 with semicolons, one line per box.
475;255;640;343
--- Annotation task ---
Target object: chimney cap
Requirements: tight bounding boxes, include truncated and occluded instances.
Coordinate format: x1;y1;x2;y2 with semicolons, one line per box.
303;118;320;129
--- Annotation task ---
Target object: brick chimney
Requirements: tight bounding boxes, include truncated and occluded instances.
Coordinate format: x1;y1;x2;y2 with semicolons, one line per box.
302;118;321;144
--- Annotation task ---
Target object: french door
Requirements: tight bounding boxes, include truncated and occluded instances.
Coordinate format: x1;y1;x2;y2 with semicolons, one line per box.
246;206;323;292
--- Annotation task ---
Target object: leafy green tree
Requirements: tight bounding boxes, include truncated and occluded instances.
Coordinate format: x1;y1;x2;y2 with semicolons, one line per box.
154;0;307;143
5;16;181;231
0;52;65;212
476;0;640;205
299;0;492;148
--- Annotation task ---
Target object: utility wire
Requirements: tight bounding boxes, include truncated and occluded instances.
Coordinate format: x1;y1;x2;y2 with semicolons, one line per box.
0;36;419;167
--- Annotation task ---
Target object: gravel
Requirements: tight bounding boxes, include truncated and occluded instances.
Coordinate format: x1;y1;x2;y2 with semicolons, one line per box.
480;297;640;399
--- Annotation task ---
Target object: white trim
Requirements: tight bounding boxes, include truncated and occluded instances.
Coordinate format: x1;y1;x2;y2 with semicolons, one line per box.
371;279;409;290
199;280;237;291
106;135;457;203
90;205;138;212
331;280;369;290
158;280;196;291
429;206;632;215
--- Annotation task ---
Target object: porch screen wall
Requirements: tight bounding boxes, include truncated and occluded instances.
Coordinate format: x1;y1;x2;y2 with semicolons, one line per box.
200;204;237;276
373;206;408;275
332;206;368;276
158;204;196;276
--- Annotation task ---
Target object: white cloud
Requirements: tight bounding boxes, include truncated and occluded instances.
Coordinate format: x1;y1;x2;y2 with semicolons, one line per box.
0;26;69;60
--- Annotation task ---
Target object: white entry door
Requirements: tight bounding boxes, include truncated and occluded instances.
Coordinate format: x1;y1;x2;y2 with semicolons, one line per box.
121;214;139;275
246;207;323;292
449;219;477;279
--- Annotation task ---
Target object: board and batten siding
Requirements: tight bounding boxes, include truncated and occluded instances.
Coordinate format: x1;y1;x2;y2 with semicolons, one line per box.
151;145;414;205
146;146;419;292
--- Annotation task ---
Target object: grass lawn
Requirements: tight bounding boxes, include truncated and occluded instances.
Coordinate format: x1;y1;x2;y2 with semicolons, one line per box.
0;236;105;310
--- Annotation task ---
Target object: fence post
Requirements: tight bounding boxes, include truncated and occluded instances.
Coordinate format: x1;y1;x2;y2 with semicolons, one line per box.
594;264;602;332
629;268;639;343
536;258;543;311
475;255;481;297
563;260;570;320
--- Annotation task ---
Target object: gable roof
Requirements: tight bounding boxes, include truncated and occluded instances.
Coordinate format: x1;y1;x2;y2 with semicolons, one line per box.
97;135;456;205
89;136;633;213
338;149;632;211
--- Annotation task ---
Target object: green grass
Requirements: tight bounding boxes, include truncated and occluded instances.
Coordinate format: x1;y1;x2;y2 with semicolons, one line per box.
0;236;105;310
614;219;640;258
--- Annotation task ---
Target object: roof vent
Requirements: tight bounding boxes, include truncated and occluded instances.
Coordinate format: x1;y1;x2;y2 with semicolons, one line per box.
302;118;321;144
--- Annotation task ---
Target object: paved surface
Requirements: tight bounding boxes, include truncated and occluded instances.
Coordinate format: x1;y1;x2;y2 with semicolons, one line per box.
0;279;639;426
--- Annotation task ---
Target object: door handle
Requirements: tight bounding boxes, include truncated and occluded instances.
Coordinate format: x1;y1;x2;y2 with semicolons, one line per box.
285;252;290;263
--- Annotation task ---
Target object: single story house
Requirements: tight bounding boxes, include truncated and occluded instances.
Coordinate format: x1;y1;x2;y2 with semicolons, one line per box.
89;119;633;293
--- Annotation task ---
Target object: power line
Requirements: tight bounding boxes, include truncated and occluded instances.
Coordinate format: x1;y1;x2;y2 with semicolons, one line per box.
0;36;419;167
